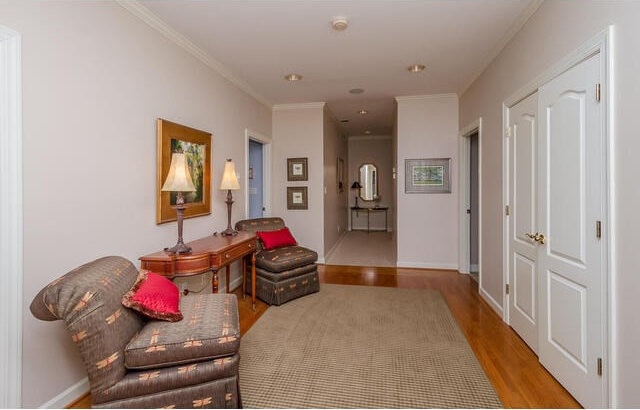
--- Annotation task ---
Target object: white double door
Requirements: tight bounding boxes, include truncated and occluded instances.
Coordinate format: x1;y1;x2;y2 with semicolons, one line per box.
506;53;605;407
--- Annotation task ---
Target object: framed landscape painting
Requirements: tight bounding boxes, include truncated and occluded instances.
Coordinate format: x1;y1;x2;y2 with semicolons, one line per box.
405;158;451;193
156;118;212;224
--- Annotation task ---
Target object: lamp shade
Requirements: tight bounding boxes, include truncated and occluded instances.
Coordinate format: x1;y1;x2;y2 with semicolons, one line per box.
351;181;362;189
219;159;240;190
162;152;196;192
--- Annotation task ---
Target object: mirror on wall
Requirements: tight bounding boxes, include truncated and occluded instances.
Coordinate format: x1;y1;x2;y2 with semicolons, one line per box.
359;163;378;201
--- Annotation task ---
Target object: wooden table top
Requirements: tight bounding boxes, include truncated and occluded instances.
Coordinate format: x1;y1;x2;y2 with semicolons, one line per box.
140;231;257;262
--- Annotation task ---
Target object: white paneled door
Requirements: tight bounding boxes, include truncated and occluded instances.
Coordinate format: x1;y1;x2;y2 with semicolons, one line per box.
537;54;604;408
507;92;539;354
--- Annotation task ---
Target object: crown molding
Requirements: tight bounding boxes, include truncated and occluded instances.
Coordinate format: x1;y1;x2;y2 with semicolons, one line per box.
272;102;326;111
348;135;392;141
116;0;272;108
395;93;458;102
458;0;544;96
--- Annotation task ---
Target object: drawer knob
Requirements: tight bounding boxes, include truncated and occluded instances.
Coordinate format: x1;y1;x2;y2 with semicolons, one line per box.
225;253;231;259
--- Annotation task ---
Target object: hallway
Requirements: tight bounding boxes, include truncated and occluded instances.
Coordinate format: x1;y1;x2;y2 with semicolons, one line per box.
325;231;396;267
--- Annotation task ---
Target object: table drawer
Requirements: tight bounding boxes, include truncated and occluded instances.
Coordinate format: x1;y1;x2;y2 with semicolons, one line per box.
212;240;255;266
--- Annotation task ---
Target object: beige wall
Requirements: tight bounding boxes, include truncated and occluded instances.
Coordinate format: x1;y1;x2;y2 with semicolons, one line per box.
460;1;640;406
323;107;348;255
396;94;459;269
347;136;394;231
272;104;325;258
0;1;271;407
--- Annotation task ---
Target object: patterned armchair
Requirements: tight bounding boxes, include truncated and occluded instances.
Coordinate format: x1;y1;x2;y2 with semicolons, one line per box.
30;256;241;408
235;217;319;306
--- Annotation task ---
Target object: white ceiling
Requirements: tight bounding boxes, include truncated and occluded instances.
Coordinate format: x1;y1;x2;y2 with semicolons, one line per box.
135;0;538;136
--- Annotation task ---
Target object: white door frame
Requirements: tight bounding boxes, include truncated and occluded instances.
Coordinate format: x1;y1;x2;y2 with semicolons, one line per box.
502;27;613;406
0;25;23;408
244;129;272;218
458;118;484;292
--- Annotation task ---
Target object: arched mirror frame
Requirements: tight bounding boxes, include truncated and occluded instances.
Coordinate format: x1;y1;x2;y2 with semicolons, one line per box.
358;163;378;202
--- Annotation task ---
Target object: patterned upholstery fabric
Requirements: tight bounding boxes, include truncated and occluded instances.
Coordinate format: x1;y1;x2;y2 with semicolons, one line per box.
125;294;239;369
30;256;241;408
256;246;318;273
235;217;320;306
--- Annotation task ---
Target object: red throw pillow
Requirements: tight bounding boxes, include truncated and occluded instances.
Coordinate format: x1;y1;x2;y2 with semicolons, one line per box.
257;227;298;250
122;270;183;322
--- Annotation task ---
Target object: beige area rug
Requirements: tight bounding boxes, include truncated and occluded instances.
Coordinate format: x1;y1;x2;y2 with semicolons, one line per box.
325;231;396;267
239;284;502;408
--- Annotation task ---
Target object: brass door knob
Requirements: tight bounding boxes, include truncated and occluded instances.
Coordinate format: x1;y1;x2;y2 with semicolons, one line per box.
525;232;546;244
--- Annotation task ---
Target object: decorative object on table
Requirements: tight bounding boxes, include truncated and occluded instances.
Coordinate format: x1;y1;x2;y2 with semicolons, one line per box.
287;186;308;210
161;149;196;254
405;158;451;193
157;118;211;224
350;181;362;208
287;157;308;181
337;157;345;193
220;159;240;236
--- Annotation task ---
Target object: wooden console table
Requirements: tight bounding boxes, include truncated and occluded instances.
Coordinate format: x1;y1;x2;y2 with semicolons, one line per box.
139;231;258;310
350;206;389;232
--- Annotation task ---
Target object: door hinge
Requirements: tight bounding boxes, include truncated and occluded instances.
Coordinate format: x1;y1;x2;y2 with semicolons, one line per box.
505;205;510;216
506;284;510;295
596;220;602;239
596;83;601;102
597;357;603;376
505;126;512;137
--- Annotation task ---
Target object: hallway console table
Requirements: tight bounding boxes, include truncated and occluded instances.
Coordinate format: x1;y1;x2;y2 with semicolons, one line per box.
139;231;258;310
350;206;389;232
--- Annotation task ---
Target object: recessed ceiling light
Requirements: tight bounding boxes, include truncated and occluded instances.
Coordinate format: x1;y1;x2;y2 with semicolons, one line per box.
407;64;426;73
357;109;368;115
284;73;303;81
349;88;365;94
331;17;349;31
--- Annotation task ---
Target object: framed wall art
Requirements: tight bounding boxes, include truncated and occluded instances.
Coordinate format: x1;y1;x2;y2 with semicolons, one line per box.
287;186;308;210
287;157;308;181
156;118;212;224
405;158;451;194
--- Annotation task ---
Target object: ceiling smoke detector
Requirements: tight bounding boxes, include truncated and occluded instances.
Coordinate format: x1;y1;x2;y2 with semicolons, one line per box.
331;17;349;31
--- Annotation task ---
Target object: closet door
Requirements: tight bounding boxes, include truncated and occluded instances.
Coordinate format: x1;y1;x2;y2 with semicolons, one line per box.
507;92;539;354
537;53;605;408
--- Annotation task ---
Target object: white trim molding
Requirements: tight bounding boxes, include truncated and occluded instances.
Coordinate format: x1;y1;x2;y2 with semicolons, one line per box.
272;102;326;111
0;25;23;409
116;0;271;108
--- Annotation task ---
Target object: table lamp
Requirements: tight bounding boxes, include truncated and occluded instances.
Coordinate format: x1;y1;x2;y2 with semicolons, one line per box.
220;159;240;236
162;150;196;254
351;181;362;208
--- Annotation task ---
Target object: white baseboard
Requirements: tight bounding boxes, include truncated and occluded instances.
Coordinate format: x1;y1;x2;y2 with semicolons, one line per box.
479;287;503;316
39;377;88;409
396;261;458;270
324;231;347;261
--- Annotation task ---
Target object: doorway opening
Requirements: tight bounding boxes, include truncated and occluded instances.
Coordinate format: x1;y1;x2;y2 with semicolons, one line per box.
458;119;482;286
244;129;271;219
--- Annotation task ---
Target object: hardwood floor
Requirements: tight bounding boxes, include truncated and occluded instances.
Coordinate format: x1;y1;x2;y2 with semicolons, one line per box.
69;264;580;409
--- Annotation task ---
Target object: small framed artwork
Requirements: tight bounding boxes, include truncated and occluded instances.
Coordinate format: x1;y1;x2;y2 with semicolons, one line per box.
287;186;308;210
287;157;308;181
405;158;451;194
157;118;212;224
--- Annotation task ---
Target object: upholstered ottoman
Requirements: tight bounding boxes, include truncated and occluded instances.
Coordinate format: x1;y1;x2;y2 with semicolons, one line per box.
235;217;320;306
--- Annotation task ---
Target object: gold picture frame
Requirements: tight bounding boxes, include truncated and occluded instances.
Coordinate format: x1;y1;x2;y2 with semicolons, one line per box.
287;186;308;210
156;118;212;224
